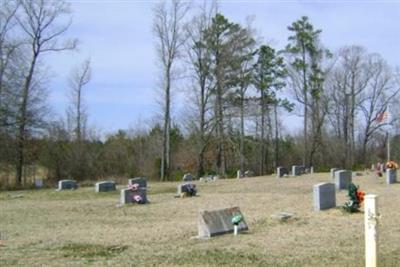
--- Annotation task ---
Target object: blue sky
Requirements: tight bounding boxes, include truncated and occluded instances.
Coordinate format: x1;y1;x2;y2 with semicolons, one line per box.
45;0;400;136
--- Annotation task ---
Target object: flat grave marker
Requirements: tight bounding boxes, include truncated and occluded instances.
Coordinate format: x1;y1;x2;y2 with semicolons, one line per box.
197;206;248;238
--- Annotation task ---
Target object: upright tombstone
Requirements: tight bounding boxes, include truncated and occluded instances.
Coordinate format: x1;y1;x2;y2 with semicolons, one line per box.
128;177;147;189
244;170;254;177
57;180;77;190
292;165;302;176
236;170;243;179
197;207;248;238
120;188;147;204
277;167;288;178
310;166;314;174
313;183;336;211
95;181;116;192
35;178;43;188
334;170;352;190
121;177;148;205
386;169;397;184
330;168;339;179
183;173;194;182
177;183;197;197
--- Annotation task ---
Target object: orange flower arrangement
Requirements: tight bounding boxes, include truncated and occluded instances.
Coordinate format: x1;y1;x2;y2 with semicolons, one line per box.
386;161;399;170
356;190;365;204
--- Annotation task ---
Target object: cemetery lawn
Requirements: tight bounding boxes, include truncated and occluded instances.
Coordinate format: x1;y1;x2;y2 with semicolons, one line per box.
1;172;400;267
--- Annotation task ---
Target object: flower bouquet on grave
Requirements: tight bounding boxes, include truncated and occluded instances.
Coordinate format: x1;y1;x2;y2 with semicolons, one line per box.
343;183;365;213
128;183;139;191
386;161;399;170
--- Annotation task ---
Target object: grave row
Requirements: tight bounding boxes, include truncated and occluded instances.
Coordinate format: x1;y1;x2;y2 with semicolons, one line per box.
277;165;313;178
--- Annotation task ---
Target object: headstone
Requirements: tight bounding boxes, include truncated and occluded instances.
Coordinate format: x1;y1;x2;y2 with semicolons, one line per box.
271;212;296;222
244;170;254;177
35;178;43;188
310;166;314;174
386;169;397;184
313;183;336;211
371;164;375;171
334;170;352;190
292;165;302;176
177;183;197;197
213;175;219;181
128;177;147;188
95;181;116;192
120;188;147;205
57;180;77;190
330;168;339;179
277;167;289;178
197;207;248;238
236;170;243;179
183;173;194;182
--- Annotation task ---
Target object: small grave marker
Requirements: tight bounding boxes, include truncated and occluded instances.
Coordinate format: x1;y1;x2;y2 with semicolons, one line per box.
128;177;147;188
330;168;339;179
177;183;197;197
57;180;77;190
183;173;194;182
292;165;303;176
386;169;397;184
197;207;248;238
120;188;147;205
335;170;352;190
277;167;289;178
35;178;43;188
95;181;116;192
313;183;336;211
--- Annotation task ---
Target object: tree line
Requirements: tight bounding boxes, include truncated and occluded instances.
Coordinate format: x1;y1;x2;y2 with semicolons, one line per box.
0;0;399;189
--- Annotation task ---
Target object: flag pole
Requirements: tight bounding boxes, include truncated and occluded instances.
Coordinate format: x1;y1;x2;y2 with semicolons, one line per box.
387;103;391;162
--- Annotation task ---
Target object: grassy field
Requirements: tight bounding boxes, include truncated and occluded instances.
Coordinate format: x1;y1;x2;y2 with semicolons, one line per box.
1;171;399;267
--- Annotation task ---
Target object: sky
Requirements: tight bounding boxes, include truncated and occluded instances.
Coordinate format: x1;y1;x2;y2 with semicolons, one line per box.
45;0;400;136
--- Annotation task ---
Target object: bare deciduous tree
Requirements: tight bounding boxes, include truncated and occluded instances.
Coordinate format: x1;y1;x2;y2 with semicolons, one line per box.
14;0;77;185
153;0;189;181
67;59;91;142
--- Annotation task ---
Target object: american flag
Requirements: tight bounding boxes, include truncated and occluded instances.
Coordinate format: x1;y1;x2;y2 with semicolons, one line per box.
376;111;390;123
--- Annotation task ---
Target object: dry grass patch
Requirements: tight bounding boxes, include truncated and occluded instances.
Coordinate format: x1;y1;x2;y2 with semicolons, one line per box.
1;171;399;266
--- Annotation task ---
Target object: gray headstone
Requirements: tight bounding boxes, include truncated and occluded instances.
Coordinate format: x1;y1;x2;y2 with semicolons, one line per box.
197;207;248;238
386;169;397;184
244;170;254;177
334;170;352;190
128;177;147;188
330;168;339;179
277;167;289;178
313;183;336;211
35;178;43;188
183;173;194;181
95;181;116;192
292;165;302;176
120;188;147;205
177;183;197;197
58;180;77;190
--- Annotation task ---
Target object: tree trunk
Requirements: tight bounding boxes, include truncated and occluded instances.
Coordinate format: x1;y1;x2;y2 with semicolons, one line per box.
16;55;37;186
